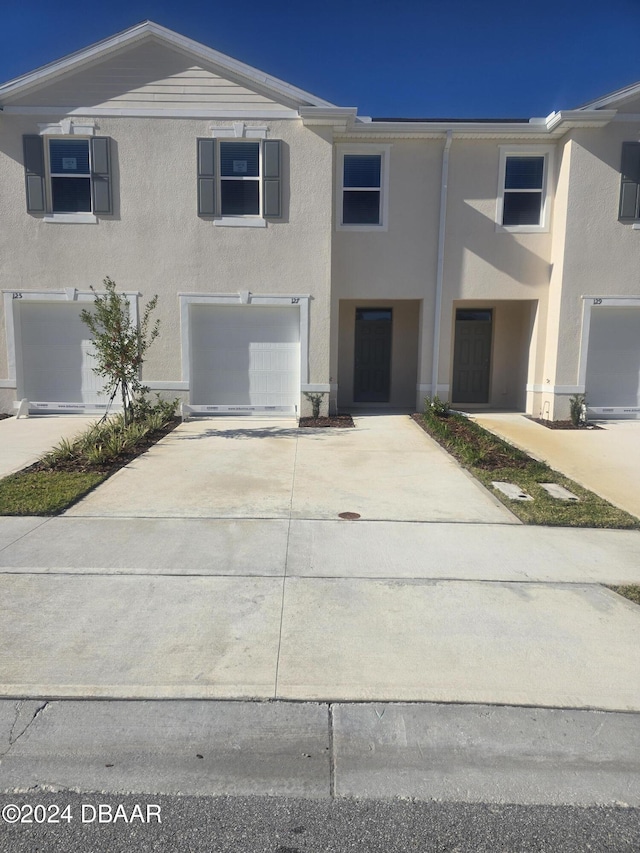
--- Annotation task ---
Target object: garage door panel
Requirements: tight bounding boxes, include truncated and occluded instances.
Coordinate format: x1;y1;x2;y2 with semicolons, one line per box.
190;305;300;409
19;302;108;405
586;307;640;409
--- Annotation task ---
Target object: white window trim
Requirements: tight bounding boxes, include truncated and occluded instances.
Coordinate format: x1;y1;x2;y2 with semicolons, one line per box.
495;145;554;233
41;135;96;219
336;144;391;232
206;136;270;223
38;119;96;136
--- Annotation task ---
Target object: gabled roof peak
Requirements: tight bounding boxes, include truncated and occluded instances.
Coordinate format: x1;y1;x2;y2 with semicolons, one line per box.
0;20;337;110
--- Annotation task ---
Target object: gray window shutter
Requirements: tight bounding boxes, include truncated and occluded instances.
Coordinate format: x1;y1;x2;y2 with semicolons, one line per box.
90;137;112;215
262;139;281;218
197;138;216;216
619;142;640;220
23;135;46;213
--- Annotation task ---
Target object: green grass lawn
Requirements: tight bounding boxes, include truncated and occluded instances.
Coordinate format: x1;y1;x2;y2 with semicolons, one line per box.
0;469;107;515
415;411;640;529
608;585;640;606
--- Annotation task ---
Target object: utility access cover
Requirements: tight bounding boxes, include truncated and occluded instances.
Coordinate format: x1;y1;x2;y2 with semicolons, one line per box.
491;482;533;501
540;483;580;502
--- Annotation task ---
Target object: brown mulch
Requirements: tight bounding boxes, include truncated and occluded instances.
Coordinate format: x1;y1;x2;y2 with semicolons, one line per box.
411;412;530;470
30;417;181;475
530;418;603;431
299;414;355;428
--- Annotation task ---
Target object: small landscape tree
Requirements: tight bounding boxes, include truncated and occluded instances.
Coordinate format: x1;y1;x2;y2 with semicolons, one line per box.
80;277;160;426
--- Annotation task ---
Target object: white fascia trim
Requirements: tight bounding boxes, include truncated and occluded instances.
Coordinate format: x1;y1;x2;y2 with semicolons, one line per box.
0;21;336;109
545;110;616;131
38;119;95;135
179;292;311;390
578;81;640;111
495;144;555;233
299;107;359;129
43;214;98;224
3;106;299;119
335;143;391;232
339;120;555;139
612;114;640;123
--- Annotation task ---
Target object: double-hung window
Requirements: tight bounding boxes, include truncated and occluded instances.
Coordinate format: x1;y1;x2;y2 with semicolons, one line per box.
22;132;113;219
49;139;91;213
619;142;640;222
197;137;282;223
336;145;390;230
219;141;260;216
496;146;553;232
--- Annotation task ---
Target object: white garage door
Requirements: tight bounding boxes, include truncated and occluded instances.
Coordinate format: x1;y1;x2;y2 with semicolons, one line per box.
585;306;640;416
190;304;300;411
18;301;107;409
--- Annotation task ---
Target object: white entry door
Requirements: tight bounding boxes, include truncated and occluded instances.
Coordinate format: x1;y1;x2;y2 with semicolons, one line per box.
190;304;300;411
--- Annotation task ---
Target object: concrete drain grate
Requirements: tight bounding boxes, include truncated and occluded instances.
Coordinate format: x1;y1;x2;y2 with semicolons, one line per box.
338;512;361;520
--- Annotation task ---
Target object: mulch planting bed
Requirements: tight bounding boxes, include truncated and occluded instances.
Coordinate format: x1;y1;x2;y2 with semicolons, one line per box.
30;417;181;475
299;414;355;428
411;412;529;470
530;418;603;430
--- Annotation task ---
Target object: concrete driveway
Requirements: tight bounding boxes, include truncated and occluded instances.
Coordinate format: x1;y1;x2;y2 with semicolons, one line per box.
0;415;96;478
65;414;514;523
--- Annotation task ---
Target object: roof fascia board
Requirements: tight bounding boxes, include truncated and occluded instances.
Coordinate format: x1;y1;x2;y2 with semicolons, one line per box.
2;106;300;119
545;109;616;131
0;20;336;110
299;106;358;129
578;81;640;110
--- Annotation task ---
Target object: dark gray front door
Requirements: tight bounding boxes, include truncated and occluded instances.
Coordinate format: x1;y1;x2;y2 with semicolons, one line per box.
452;309;492;404
354;308;392;402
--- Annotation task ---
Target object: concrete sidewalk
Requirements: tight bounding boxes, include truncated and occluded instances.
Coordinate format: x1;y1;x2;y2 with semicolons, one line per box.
0;415;96;478
1;517;639;709
472;413;640;520
1;699;639;805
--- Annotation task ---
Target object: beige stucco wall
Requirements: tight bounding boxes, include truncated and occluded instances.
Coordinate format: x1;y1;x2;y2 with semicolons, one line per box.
337;299;420;409
0;116;334;412
542;122;640;418
332;136;553;410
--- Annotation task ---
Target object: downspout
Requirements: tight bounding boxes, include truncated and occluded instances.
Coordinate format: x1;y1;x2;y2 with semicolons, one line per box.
431;130;453;399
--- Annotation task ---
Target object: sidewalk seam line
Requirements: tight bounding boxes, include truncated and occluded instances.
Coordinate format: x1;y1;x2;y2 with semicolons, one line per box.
328;703;336;798
273;425;299;699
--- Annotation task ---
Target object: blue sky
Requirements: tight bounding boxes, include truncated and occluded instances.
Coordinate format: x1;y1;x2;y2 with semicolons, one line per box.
2;0;640;118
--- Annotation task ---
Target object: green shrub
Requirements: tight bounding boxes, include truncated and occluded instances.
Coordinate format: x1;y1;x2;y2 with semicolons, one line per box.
424;395;450;418
569;393;587;427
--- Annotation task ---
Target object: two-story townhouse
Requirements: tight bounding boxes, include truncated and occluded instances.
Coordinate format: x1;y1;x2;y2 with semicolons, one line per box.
1;21;639;421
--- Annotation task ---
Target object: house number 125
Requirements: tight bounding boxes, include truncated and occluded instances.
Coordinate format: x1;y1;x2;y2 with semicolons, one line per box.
12;293;23;299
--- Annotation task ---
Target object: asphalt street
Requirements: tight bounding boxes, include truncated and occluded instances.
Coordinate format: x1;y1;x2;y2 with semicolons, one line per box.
1;793;639;853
